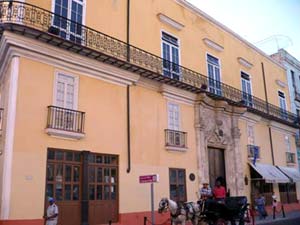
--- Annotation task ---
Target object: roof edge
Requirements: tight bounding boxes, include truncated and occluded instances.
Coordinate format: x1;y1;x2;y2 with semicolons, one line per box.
174;0;286;70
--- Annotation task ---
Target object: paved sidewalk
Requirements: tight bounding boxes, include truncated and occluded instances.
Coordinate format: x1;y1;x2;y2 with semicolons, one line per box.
255;210;300;224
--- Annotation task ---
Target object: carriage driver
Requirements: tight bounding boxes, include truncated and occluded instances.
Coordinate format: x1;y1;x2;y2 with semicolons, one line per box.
199;182;213;200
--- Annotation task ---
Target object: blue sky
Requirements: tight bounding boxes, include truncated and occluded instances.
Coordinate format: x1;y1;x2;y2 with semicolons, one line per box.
187;0;300;61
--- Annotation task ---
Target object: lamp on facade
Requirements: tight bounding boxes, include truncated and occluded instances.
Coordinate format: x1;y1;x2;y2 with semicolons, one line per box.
244;175;249;185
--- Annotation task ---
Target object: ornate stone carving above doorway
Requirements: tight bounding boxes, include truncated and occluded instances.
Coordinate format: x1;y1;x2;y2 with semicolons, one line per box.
195;93;246;196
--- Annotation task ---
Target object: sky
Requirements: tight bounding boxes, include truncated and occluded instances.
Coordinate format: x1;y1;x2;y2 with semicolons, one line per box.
187;0;300;61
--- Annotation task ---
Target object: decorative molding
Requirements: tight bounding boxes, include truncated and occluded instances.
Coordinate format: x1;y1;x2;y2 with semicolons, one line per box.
275;79;287;88
237;57;253;69
240;112;262;123
160;84;196;105
1;56;19;220
165;146;188;152
45;128;85;140
0;32;140;88
136;77;160;92
203;38;224;52
157;13;184;31
269;121;298;135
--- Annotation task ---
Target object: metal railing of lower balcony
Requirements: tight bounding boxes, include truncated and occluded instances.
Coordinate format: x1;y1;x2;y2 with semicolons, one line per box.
165;129;187;148
47;106;85;133
247;144;260;159
286;152;296;164
0;1;299;127
295;91;300;102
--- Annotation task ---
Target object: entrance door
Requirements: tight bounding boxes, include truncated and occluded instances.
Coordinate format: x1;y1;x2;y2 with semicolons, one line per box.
46;149;119;225
88;153;119;225
208;147;226;188
46;149;81;225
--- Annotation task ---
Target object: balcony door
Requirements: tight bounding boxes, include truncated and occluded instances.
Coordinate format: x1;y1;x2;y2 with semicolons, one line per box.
241;72;253;106
208;147;226;188
207;54;222;96
54;73;78;130
52;0;85;43
162;32;180;80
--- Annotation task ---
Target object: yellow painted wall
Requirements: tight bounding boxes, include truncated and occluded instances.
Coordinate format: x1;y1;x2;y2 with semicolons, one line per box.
8;56;198;218
23;0;289;109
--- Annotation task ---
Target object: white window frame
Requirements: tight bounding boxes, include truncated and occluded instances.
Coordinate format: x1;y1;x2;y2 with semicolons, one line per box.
167;102;180;131
53;71;79;110
278;90;287;119
285;135;291;152
161;30;181;80
247;123;255;145
51;0;86;40
240;71;253;106
206;52;222;95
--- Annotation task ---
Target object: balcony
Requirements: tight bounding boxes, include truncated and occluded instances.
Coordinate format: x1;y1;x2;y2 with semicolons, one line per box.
0;1;299;128
165;129;187;151
286;152;296;165
247;145;260;160
45;106;85;139
295;92;300;102
0;108;3;134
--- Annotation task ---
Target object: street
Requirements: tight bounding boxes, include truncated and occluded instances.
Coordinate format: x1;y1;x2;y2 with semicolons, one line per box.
256;217;300;225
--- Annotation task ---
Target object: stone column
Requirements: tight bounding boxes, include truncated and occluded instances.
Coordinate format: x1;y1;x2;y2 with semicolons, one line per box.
231;113;245;196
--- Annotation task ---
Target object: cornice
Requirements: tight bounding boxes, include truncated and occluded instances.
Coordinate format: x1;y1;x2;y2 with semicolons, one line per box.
0;31;140;87
237;57;253;69
157;13;185;31
269;121;298;135
203;38;224;52
159;84;197;105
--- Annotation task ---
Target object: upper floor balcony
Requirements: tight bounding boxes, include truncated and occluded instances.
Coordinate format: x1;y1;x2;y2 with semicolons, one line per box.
0;108;3;134
247;144;260;160
45;105;85;139
0;1;299;128
295;91;300;102
286;152;296;165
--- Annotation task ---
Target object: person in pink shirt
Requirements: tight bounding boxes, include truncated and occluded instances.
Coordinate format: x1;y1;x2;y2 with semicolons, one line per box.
213;180;226;203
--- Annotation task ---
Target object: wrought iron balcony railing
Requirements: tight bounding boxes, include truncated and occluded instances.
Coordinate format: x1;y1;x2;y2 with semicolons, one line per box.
247;145;260;159
0;1;299;128
0;108;3;130
165;129;187;148
295;92;300;102
286;152;296;164
46;106;85;133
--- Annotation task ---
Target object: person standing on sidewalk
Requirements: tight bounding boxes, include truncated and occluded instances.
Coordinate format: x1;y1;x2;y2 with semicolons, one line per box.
255;194;267;220
272;192;278;219
44;197;59;225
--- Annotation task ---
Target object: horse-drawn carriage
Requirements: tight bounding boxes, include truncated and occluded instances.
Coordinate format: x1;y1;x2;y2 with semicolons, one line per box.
158;196;253;225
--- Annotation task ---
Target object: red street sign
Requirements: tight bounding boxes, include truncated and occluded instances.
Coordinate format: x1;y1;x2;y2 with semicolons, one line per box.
139;174;159;183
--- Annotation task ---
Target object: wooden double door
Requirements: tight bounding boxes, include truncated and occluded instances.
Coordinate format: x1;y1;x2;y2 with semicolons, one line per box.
46;149;118;225
208;147;226;189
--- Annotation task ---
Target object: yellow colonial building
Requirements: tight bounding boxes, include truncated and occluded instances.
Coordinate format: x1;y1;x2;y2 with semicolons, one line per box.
0;0;299;225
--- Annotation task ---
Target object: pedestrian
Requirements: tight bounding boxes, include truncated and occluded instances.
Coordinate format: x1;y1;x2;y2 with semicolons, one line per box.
213;180;226;203
44;197;59;225
200;182;213;200
272;192;278;219
255;194;267;220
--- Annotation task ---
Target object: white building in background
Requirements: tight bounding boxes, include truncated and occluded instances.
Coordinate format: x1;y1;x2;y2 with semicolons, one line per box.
271;49;300;171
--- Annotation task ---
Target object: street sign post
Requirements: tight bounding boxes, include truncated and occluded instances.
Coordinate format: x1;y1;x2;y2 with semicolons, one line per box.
139;174;159;225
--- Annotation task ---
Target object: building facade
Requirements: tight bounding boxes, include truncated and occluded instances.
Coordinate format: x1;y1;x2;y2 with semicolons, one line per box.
271;49;300;172
0;1;300;225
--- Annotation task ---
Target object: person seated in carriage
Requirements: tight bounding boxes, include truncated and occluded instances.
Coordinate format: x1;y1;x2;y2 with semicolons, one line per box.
199;182;213;200
213;180;226;203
